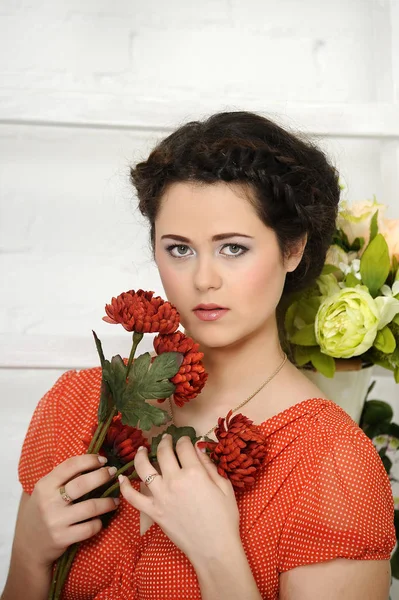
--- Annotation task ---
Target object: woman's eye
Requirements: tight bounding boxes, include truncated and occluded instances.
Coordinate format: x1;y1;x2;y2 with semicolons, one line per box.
221;244;248;257
166;244;191;257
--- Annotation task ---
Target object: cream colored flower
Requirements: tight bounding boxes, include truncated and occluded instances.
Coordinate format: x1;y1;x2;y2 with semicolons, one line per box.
337;198;386;248
315;287;379;358
381;218;399;261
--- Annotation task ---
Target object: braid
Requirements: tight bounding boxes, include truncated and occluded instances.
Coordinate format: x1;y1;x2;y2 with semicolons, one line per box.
130;111;340;294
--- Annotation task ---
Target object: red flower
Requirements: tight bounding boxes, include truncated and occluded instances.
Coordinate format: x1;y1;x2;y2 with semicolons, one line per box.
197;411;268;491
83;415;150;474
103;289;180;334
153;331;208;407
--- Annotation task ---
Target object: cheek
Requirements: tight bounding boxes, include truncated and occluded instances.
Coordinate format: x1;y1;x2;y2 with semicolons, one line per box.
156;259;185;304
236;254;285;295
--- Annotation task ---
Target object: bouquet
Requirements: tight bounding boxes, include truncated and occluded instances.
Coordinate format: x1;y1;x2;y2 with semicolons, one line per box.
283;198;399;382
49;289;268;599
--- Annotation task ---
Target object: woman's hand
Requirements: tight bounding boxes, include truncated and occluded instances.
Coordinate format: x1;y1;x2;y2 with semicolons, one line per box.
14;454;119;569
118;434;241;564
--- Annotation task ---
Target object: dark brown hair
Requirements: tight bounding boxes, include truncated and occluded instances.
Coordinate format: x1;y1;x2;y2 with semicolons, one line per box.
130;111;340;294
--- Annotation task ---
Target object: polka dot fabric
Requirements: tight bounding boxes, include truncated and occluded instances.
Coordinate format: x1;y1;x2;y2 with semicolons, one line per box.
18;367;396;600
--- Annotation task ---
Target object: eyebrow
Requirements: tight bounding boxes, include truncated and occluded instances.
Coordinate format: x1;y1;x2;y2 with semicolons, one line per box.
160;233;254;242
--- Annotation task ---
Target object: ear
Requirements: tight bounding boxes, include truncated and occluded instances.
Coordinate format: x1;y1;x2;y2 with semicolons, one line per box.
286;234;307;273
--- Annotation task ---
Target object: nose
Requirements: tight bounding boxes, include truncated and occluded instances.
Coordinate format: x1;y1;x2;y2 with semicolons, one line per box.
193;255;222;292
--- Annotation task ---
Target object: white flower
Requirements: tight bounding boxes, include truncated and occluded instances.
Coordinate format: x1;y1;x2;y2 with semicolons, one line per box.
337;198;386;249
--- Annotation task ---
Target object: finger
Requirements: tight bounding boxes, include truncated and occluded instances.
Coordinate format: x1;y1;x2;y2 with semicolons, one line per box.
118;474;153;514
175;436;202;469
59;466;118;503
195;443;225;485
63;496;120;526
134;446;163;490
46;454;108;488
156;434;181;477
64;518;104;546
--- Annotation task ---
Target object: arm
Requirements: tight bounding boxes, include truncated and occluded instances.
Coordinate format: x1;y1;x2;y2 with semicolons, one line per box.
1;455;119;600
279;557;391;600
2;493;51;600
192;540;262;600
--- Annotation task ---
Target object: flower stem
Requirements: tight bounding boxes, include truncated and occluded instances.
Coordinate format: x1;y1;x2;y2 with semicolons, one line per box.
101;470;138;498
126;331;144;377
48;559;62;599
54;544;79;600
93;408;117;454
50;549;69;599
86;420;104;454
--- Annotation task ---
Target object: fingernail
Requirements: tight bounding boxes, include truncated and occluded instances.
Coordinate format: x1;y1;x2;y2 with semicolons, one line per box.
162;433;169;439
137;445;146;451
113;497;120;505
118;474;125;484
108;466;117;476
98;456;108;464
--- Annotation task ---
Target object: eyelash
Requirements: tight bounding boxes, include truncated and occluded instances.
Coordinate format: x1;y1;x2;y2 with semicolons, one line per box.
165;243;249;259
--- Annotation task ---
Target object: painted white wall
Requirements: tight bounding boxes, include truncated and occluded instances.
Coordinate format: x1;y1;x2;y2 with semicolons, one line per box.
1;0;399;595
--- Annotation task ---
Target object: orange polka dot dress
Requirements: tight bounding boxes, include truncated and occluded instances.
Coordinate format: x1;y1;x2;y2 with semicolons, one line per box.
18;367;396;600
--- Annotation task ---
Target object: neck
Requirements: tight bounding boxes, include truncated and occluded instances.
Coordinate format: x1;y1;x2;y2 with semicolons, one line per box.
175;318;287;424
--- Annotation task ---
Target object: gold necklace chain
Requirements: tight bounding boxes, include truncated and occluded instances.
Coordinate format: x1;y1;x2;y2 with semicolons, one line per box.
167;352;288;440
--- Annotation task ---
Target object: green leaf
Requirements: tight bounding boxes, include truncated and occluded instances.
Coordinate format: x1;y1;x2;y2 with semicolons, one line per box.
361;400;393;426
151;424;200;456
120;351;179;430
130;352;152;383
294;345;316;367
92;330;105;367
374;326;396;354
120;398;169;431
369;210;379;242
322;264;341;275
359;234;390;297
97;378;114;422
344;273;361;287
149;352;184;381
351;236;365;252
290;323;317;346
310;348;336;378
395;366;399;384
284;301;297;336
110;355;127;408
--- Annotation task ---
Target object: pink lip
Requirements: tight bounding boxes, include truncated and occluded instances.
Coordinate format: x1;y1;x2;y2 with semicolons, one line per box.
193;303;227;310
193;308;229;321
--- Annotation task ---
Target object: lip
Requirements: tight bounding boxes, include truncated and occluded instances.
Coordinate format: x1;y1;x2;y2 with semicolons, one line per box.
193;308;229;322
193;303;227;310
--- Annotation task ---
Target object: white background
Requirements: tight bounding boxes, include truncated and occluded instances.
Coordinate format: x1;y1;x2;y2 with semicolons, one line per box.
1;0;399;595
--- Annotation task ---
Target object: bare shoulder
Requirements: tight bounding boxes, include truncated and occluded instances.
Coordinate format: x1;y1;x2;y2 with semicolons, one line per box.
279;558;391;600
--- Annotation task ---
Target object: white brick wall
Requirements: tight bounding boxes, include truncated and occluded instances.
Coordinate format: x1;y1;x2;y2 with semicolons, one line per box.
1;0;399;596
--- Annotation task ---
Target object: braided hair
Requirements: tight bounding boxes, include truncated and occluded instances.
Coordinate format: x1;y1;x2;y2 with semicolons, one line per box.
130;111;340;295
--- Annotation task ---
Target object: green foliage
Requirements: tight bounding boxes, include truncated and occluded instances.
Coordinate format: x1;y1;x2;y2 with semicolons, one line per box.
374;326;397;354
369;210;379;242
120;352;183;430
359;234;390;297
309;348;336;378
151;424;201;456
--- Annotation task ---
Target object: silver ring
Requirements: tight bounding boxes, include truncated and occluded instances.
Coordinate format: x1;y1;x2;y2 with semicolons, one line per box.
144;473;160;486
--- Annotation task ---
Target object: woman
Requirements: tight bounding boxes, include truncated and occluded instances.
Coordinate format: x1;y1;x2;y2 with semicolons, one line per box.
2;111;395;600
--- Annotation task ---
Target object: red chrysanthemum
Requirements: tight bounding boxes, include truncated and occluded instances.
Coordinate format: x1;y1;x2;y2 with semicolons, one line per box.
103;289;180;334
83;414;150;475
153;331;208;407
197;410;268;491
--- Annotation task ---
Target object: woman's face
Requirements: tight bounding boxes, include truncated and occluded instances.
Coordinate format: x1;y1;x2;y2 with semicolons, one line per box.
154;181;303;349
